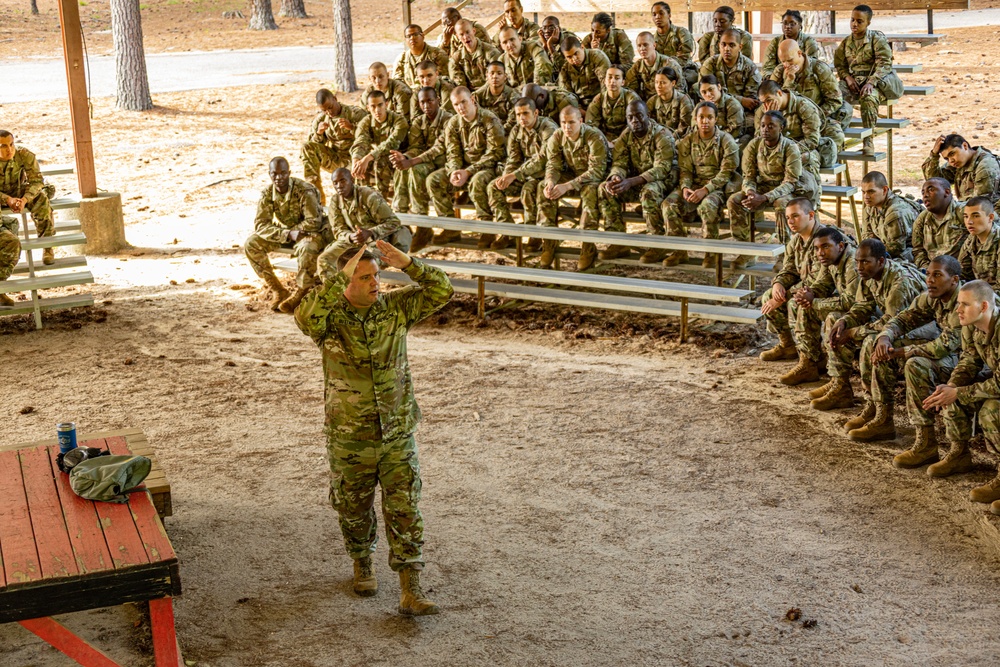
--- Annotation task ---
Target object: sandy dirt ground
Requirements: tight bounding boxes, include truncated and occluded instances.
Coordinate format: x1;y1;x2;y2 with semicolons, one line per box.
3;15;1000;667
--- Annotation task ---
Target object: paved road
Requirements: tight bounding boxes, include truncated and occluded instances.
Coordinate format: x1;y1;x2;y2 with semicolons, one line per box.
5;8;995;103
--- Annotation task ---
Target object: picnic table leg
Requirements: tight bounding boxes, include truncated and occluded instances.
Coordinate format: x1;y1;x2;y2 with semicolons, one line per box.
18;617;124;667
476;276;485;320
679;299;688;344
149;597;183;667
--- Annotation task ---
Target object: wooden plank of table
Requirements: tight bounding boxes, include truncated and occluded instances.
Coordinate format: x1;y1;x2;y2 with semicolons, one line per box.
45;444;114;575
89;440;151;569
105;438;177;564
19;445;79;580
0;449;41;585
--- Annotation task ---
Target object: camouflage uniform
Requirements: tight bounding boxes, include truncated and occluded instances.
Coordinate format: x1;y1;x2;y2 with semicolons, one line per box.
942;303;1000;452
408;79;456;119
537;86;580;123
301;105;369;190
810;242;860;336
363;80;414;122
665;128;741;238
396;110;453;215
727;135;817;242
557;48;611;108
922;146;1000;205
488;115;559;226
654;23;698;86
428;108;507;220
762;226;826;362
699;54;760;138
539;123;610;229
582;28;635;73
449;39;503;90
473;83;519;132
541;42;565;85
351;110;409;206
294;258;454;571
393;44;451;89
0;215;21;281
958;224;1000;290
646;91;694;140
772;54;852;136
0;146;53;238
708;93;746;147
625;53;687;99
859;192;920;262
911;198;967;271
245;177;330;289
502;40;553;89
761;33;823;77
585;88;643;143
697;27;754;62
491;18;540;47
441;21;491;58
752;91;835;181
834;30;894;130
599;119;676;235
318;185;410;275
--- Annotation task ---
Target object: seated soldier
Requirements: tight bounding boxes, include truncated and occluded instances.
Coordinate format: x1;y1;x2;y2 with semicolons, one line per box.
699;29;761;125
698;75;745;147
426;87;506;248
450;19;503;91
924;280;1000;509
300;89;368;206
848;255;963;443
762;10;823;78
627;31;686;101
834;4;895;154
727;111;817;269
409;61;456;118
814;238;925;411
650;2;698;88
586;66;642;145
583;12;635;74
537;16;565;84
351;90;409;209
390;86;453;222
522;82;580;124
318;169;410;274
959;197;1000;290
647;67;694;140
395;24;450;89
0;214;21;307
598;99;676;263
539;106;610;270
912;178;967;272
755;79;836;188
363;62;413;122
772;39;852;136
558;34;611;109
923;133;1000;205
0;130;56;264
758;198;827;384
858;170;920;261
499;24;553;89
439;7;490;59
492;0;539;47
487;97;559;251
473;61;518;133
697;6;753;62
245;157;330;313
664;101;741;267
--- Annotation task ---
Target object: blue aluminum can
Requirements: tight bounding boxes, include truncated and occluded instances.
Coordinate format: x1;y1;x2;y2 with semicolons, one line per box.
57;422;78;454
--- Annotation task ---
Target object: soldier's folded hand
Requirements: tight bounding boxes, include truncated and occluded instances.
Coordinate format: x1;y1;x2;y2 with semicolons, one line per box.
871;335;894;364
829;319;849;348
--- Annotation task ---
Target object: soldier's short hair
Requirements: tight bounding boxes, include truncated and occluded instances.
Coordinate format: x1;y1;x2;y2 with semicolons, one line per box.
940;134;969;151
862;171;888;188
606;64;626;77
543;15;560;27
404;23;423;34
652;2;672;14
0;130;11;140
367;89;387;102
786;197;814;214
758;80;782;97
637;31;654;42
513;96;537;111
418;86;439;99
781;10;803;23
316;89;335;104
966;196;994;214
456;18;473;32
854;4;874;20
506;0;523;9
925;177;951;193
814;225;846;245
451;85;472;100
960;280;995;305
269;156;289;171
369;61;388;72
699;74;720;87
337;249;378;271
592;12;614;29
694;101;718;116
487;60;505;70
720;28;741;42
859;237;889;259
714;6;736;20
762;110;786;129
930;255;963;277
657;66;679;82
499;25;518;38
561;34;582;52
416;60;438;72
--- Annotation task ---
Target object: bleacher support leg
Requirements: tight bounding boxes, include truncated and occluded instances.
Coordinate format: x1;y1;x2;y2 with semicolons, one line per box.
715;254;723;287
679;299;689;343
886;105;894;189
477;276;486;320
836;172;843;227
516;237;524;267
20;212;43;330
844;167;860;235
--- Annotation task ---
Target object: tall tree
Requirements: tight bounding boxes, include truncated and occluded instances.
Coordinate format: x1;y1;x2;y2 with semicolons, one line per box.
111;0;153;111
279;0;308;18
249;0;279;30
30;0;39;15
331;0;356;92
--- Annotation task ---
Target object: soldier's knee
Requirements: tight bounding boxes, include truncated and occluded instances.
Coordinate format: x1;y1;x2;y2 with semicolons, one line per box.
979;400;1000;432
244;234;265;256
903;356;934;378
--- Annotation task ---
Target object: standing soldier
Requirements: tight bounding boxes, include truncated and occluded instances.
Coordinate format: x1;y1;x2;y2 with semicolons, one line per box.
245;157;330;313
492;0;539;46
558;34;611;108
754;80;835;187
394;24;450;89
664;101;741;267
301;90;368;206
0;214;20;307
391;87;453;227
697;6;753;62
586;66;643;145
522;83;580;124
699;29;761;126
474;61;519;132
923;133;1000;205
771;39;851;139
408;61;455;118
538;16;565;83
598;100;676;262
911;178;967;272
439;7;490;59
858;171;920;261
351;90;409;207
583;12;635;74
499;25;553;89
295;243;453;616
0;131;55;264
698;75;746;148
539;106;610;270
959;197;1000;289
650;2;698;88
363;62;413;122
761;10;823;78
627;32;686;100
647;67;694;139
450;19;503;90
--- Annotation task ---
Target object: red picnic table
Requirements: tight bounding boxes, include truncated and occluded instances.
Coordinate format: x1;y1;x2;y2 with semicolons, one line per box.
0;435;183;666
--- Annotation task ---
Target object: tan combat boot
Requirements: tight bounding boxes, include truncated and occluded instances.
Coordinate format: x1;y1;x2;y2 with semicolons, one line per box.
927;440;974;478
0;291;15;307
309;179;326;206
353;556;378;597
263;273;291;311
731;255;753;271
808;379;836;400
410;227;434;253
398;568;439;616
702;254;717;268
844;400;876;432
760;330;796;361
42;247;55;265
476;233;497;249
432;230;462;245
278;285;311;314
599;245;631;261
578;243;597;270
991;500;1000;516
639;248;669;264
893;426;940;468
861;136;875;156
490;235;512;250
661;250;688;267
780;354;822;386
848;401;896;441
810;377;854;411
969;470;1000;504
525;237;543;252
539;240;559;269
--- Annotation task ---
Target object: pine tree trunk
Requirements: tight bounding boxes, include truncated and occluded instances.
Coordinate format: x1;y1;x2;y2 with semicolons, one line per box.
249;0;279;30
30;0;39;15
279;0;307;18
111;0;153;111
802;12;835;60
331;0;356;92
691;12;713;36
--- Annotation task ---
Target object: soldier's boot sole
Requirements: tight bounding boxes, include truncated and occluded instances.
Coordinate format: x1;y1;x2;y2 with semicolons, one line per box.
991;500;1000;516
477;234;497;249
893;447;940;469
808;380;835;400
848;421;896;442
810;385;854;411
969;473;1000;504
353;558;378;598
780;360;821;386
410;228;434;253
927;451;975;478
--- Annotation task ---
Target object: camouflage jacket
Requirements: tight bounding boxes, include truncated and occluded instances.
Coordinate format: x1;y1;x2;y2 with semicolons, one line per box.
491;17;540;47
408;79;456;118
770;55;844;119
654;23;695;65
708;93;745;139
362;79;414;121
950;304;1000;402
295;258;454;443
504;116;559;180
540;41;565;84
252;177;327;243
647;91;694;139
545;123;610;186
841;259;925;331
834;30;893;84
811;243;860;314
625;53;686;99
773;226;825;290
762;33;823;77
912;198;968;271
393;45;450;89
473;83;519;131
1;215;17;236
351;110;409;162
585;88;642;143
741;135;806;202
407;110;454;169
582;28;635;71
444;108;507;175
329;185;401;243
677;128;740;193
449;39;503;89
538;86;580;122
502;40;553;89
922;146;1000;205
609;120;676;186
699;54;761;102
752;92;824;154
558;48;611;105
958;224;1000;290
0;146;44;201
697;27;753;62
441;21;491;57
860;193;921;261
881;287;963;361
308;106;369;151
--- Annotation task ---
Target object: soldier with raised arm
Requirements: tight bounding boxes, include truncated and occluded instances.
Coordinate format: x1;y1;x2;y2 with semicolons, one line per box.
491;0;539;47
439;7;490;59
771;39;851;140
583;12;635;74
301;90;368;206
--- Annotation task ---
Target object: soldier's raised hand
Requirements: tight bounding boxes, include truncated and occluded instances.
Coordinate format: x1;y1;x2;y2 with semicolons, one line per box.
341;246;368;279
376;239;412;269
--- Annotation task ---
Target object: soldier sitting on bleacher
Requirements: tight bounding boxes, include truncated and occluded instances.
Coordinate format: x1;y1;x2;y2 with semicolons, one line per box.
492;0;539;47
771;39;851;142
439;7;490;60
696;5;752;63
755;80;834;192
698;75;747;150
0;214;20;307
499;24;553;89
0;130;55;265
858;170;920;262
362;62;413;123
647;66;694;140
627;31;686;100
923;133;1000;205
300;90;368;206
761;10;823;78
583;12;635;75
650;2;698;88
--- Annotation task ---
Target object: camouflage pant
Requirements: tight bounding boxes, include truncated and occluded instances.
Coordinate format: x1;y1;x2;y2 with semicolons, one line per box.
300;140;351;183
244;232;327;289
393;162;436;214
943;398;1000;455
0;227;21;281
762;285;824;361
15;191;54;238
857;328;939;405
427;168;496;220
316;227;413;280
840;79;887;130
357;155;395;205
727;177;818;242
663;183;737;239
487;176;542;226
823;121;846;152
327;434;424;571
538;175;599;228
902;356;957;426
823;314;877;379
599;181;670;234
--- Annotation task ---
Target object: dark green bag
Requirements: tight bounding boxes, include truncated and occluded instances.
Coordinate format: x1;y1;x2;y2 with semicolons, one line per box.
69;455;152;504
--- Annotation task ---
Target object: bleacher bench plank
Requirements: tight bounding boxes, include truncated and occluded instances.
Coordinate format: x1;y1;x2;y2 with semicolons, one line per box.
844;127;874;140
12;256;88;275
904;86;935;96
1;196;82;216
0;270;94;294
39;165;75;177
523;1;967;15
0;293;94;316
839;150;887;162
820;164;847;176
20;233;87;250
893;64;923;74
21;219;82;235
821;185;859;198
850;118;911;130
